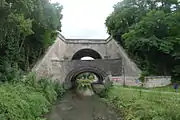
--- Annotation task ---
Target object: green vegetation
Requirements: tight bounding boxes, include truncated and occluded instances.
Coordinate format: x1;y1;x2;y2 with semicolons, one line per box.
76;79;93;91
76;72;95;81
119;84;179;93
106;86;180;120
75;73;113;97
106;0;180;80
151;85;179;93
127;85;179;93
75;72;96;91
0;73;65;120
0;0;62;81
0;1;63;118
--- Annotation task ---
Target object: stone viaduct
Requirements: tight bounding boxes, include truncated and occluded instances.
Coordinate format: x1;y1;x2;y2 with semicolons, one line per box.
33;32;141;89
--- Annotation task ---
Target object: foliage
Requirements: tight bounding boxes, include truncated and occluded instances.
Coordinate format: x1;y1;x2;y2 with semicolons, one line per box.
139;71;150;82
0;73;65;120
93;84;111;98
75;72;97;91
0;0;63;81
106;86;180;120
0;0;64;119
124;84;180;93
92;76;113;97
76;79;93;91
96;76;113;98
75;74;113;97
0;62;24;82
105;0;180;79
151;85;179;93
76;72;95;80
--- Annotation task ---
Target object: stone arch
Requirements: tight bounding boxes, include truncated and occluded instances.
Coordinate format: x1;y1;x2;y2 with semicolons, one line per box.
63;66;108;89
72;48;102;60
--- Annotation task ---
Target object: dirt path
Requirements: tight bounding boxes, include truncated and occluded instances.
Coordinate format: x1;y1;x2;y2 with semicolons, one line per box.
45;91;121;120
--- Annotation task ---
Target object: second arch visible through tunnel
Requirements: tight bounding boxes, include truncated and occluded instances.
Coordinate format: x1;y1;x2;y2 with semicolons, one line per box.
72;48;102;60
63;48;108;89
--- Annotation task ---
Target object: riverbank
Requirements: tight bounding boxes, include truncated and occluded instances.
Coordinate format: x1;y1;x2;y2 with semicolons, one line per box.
106;86;180;120
0;73;65;120
123;84;179;93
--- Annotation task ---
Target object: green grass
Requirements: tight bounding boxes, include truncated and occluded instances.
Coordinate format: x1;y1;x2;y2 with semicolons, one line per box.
151;85;179;93
122;84;179;93
106;86;180;120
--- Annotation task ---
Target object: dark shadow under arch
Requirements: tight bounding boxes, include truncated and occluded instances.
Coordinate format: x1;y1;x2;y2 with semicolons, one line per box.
63;66;108;89
72;49;102;60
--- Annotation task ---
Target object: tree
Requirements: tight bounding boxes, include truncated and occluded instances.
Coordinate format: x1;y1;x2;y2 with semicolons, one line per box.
106;0;180;79
0;0;63;81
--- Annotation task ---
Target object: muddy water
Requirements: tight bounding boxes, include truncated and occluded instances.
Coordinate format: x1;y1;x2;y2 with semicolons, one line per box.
45;91;121;120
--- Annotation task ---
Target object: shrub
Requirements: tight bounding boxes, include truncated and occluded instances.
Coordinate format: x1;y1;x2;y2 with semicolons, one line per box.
0;62;24;83
94;76;113;98
75;79;93;91
0;73;65;120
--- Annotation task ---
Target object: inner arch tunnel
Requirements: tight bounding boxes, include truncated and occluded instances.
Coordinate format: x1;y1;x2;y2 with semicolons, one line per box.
72;48;102;60
63;66;108;89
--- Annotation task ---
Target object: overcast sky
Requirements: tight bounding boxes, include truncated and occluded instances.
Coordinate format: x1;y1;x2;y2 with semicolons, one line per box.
50;0;120;39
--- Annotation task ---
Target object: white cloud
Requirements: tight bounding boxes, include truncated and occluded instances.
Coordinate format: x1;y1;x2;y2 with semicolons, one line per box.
50;0;120;39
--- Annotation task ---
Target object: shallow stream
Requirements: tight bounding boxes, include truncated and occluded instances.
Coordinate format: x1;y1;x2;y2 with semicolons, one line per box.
45;91;121;120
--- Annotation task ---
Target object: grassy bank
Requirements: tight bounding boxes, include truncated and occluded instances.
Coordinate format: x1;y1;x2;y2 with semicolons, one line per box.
122;85;179;93
151;85;179;93
0;73;65;120
106;86;180;120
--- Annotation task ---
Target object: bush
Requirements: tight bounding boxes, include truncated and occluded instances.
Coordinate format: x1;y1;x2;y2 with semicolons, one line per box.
0;73;65;120
95;76;113;98
75;79;93;91
0;62;24;83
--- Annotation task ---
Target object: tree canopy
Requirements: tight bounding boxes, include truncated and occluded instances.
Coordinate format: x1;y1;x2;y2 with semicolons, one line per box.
106;0;180;80
0;0;62;81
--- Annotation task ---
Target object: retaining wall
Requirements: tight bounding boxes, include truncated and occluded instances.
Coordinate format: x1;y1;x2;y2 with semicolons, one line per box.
110;76;171;88
143;76;171;88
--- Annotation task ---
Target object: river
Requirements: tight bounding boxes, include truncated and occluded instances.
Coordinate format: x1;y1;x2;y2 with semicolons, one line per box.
45;91;122;120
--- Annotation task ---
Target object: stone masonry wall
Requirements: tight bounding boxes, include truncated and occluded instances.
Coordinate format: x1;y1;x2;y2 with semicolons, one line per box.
110;76;171;88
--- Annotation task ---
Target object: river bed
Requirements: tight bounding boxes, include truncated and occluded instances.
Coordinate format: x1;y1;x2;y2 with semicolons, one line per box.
45;91;121;120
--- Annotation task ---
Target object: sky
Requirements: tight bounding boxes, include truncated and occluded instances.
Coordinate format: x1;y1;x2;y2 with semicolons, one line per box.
50;0;120;39
81;56;94;60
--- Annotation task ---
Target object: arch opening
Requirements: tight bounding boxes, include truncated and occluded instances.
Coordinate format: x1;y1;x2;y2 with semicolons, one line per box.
72;49;102;60
70;71;104;96
71;71;103;84
70;70;104;90
72;72;102;96
81;56;94;61
64;67;108;90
